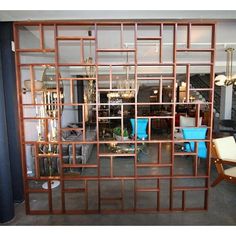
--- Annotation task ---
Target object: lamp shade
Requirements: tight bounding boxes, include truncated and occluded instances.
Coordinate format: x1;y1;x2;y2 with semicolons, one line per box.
24;80;44;91
232;74;236;79
215;75;227;86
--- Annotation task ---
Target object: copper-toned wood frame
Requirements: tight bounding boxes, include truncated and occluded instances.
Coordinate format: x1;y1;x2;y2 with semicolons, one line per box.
14;21;215;214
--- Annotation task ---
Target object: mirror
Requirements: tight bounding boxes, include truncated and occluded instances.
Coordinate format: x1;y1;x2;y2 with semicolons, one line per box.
42;66;64;117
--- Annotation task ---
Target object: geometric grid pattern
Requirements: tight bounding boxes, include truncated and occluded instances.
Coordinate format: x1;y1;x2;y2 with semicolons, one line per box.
14;21;215;214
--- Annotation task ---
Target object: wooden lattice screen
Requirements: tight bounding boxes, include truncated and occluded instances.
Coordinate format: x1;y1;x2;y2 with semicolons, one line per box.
14;21;215;214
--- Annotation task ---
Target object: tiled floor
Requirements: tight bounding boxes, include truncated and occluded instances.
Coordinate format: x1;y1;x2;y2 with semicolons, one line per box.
4;143;236;225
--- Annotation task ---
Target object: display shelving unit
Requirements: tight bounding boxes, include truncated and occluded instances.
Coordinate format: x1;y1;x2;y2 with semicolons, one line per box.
14;21;215;214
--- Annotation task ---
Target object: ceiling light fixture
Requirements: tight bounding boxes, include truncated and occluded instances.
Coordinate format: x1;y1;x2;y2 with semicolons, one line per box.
215;48;236;86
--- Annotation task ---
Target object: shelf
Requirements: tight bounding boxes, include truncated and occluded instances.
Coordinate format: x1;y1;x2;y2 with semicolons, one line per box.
98;117;121;119
174;152;197;156
136;188;160;192
176;48;214;52
16;48;55;53
137;76;175;80
189;88;213;91
99;153;135;157
56;36;95;40
38;154;60;157
137;36;162;40
96;48;136;52
136;163;172;167
59;77;97;81
176;62;213;66
137;116;174;119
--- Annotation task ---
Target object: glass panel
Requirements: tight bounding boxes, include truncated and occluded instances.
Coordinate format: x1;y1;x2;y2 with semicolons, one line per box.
137;40;160;63
137;25;161;38
19;25;40;49
43;25;55;49
191;26;212;49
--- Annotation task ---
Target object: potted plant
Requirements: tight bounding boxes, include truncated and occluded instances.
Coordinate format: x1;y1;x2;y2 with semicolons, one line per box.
113;127;129;141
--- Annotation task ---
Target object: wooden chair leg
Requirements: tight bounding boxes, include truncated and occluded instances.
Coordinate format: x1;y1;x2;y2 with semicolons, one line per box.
211;175;224;187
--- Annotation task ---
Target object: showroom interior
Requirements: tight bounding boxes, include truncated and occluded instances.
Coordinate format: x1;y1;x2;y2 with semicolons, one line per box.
0;10;236;226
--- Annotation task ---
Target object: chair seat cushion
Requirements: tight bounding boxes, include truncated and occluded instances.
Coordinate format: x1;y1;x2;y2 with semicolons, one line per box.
213;136;236;162
174;131;183;140
224;166;236;177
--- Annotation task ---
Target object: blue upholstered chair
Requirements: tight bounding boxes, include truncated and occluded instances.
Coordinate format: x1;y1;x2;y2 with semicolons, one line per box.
130;118;148;140
182;127;208;159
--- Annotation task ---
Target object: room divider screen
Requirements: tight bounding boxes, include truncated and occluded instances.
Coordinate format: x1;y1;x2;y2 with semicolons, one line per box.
14;21;215;214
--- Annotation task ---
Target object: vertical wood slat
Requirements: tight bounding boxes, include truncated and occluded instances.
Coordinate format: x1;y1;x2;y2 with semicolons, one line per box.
170;23;177;211
82;104;86;141
120;23;124;49
48;180;53;212
39;24;44;50
148;118;151;141
182;190;185;210
194;143;198;176
25;180;30;213
54;23;65;213
13;25;28;208
134;23;138;210
205;23;216;211
85;180;88;211
196;103;201;127
72;143;76;165
158;143;162;164
109;65;112;90
157;179;160;211
121;179;124;210
29;65;35;104
159;23;163;63
81;39;84;63
94;23;101;213
121;104;124;139
60;180;65;213
186;64;190;103
110;156;113;177
171;24;177;140
169;178;173;210
159;76;163;103
187;23;191;49
70;79;74;104
45;117;49;145
34;143;40;179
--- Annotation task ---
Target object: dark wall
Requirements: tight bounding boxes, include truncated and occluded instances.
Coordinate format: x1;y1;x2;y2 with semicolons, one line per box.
0;22;24;223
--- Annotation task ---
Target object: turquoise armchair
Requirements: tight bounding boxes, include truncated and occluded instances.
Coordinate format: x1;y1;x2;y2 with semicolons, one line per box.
182;127;208;159
130;118;148;140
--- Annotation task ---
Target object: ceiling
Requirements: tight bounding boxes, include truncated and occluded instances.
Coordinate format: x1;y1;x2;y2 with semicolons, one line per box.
1;10;236;21
2;10;236;74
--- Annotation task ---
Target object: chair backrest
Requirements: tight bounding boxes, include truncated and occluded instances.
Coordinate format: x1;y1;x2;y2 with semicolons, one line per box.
130;118;148;140
213;136;236;162
180;115;202;127
182;127;207;158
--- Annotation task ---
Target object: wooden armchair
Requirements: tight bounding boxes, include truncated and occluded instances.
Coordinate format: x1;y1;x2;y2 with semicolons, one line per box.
211;136;236;187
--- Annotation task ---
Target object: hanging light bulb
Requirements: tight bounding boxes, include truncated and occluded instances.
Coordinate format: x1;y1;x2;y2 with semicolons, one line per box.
120;49;135;99
215;74;227;86
84;30;96;103
215;48;236;86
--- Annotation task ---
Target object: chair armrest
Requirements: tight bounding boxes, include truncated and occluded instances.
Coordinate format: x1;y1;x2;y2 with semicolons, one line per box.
211;157;236;166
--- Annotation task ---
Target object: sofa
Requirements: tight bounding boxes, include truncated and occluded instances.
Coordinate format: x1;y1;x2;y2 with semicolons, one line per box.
62;124;96;172
38;124;96;176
